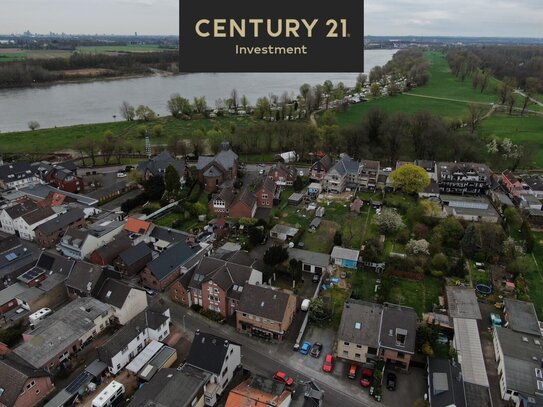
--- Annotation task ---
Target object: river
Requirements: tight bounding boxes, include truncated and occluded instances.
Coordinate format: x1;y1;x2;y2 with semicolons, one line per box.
0;49;396;133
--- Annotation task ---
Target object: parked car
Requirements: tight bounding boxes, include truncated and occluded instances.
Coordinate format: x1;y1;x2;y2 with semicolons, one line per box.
348;364;358;379
259;169;266;175
145;288;156;296
273;371;294;386
310;342;323;358
298;170;304;176
300;341;311;355
360;369;373;387
386;373;397;391
116;171;127;178
322;354;334;372
301;299;311;312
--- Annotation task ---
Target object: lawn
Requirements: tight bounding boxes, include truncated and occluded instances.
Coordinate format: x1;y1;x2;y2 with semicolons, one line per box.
0;52;27;62
522;232;543;318
303;219;340;253
386;277;443;316
350;270;379;303
479;114;543;168
76;45;172;53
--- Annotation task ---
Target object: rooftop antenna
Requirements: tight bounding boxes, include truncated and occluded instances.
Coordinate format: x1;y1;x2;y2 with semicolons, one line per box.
145;133;152;160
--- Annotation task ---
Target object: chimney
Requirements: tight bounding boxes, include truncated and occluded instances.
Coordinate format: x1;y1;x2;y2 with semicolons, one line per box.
224;340;229;347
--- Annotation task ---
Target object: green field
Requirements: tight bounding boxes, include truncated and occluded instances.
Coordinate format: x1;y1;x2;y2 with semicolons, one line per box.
76;45;172;53
522;233;543;318
0;115;257;154
0;52;27;62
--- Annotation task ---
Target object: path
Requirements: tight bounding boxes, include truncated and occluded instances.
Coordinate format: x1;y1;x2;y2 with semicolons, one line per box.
514;89;543;108
403;92;491;105
309;109;323;127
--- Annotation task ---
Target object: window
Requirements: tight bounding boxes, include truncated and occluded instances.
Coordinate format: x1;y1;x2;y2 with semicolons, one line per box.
36;389;40;395
117;364;121;369
355;353;361;359
536;368;543;379
344;341;350;346
343;350;349;356
395;328;407;347
356;344;362;349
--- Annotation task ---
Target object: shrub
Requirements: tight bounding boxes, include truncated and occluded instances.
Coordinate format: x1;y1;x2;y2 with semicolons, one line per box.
200;308;224;323
431;270;444;278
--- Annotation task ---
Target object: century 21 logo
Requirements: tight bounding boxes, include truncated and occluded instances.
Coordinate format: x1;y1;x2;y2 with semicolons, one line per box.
194;19;349;38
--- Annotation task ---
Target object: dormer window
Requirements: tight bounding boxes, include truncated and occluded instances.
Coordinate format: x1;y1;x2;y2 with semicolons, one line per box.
396;328;407;347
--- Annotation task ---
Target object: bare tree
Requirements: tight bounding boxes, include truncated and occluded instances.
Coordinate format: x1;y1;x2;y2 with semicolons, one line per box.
466;103;487;133
27;121;40;131
120;101;135;121
230;89;238;110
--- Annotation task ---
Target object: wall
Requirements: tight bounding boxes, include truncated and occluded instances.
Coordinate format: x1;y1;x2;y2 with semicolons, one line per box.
108;331;147;375
114;289;148;325
337;340;372;363
13;376;54;407
170;280;191;306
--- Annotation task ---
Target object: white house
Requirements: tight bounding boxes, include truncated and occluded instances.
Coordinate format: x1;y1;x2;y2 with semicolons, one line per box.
58;220;124;260
97;278;148;325
13;207;58;241
97;302;171;375
269;224;299;241
0;162;39;190
185;331;242;406
330;246;360;269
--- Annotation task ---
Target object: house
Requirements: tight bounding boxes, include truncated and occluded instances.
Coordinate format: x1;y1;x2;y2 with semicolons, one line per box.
288;248;330;274
437;162;491;195
225;375;291;407
57;221;124;260
196;142;239;192
519;194;543;211
307;182;322;197
34;208;86;248
65;261;105;299
501;170;524;198
97;303;170;375
359;159;380;190
0;236;39;285
254;177;278;209
179;251;263;317
124;217;153;244
287;192;304;206
269;224;299;241
415;160;438;181
310;155;333;181
276;151;298;163
96;278;148;325
441;195;500;223
208;186;261;219
0;355;54;407
147;226;193;253
503;298;541;337
115;242;153;277
336;300;382;366
0;283;28;321
229;188;257;219
268;162;297;187
0;199;39;236
89;233;132;266
330;246;360;269
140;241;204;291
426;357;491;407
308;217;321;232
525;209;543;229
0;162;39;190
128;365;211;407
32;161;83;194
13;297;112;372
138;151;187;184
524;175;543;199
446;286;482;320
236;284;297;342
14;207;58;241
493;326;543;406
185;331;242;404
323;155;360;194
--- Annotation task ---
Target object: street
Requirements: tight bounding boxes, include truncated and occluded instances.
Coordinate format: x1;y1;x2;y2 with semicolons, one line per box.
160;295;382;407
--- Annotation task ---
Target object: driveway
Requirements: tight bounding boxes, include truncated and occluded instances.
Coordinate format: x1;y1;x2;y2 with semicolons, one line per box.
382;366;427;406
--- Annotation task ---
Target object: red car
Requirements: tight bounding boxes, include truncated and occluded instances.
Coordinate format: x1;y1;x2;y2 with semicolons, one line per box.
273;371;294;386
322;354;334;372
360;369;374;387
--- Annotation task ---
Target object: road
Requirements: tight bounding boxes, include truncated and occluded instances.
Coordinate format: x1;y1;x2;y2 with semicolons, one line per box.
160;296;381;407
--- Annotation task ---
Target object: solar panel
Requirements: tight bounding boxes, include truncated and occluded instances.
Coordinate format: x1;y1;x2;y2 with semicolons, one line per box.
66;371;92;394
5;253;18;261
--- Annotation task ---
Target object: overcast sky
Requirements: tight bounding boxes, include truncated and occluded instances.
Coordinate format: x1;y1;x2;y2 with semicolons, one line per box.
1;0;542;37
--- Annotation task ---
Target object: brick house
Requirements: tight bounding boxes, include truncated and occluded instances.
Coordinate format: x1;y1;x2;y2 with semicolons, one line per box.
208;187;257;219
137;151;187;184
501;170;524;198
196;142;239;192
310;154;333;181
34;208;85;248
268;162;297;187
254;177;277;209
236;284;297;342
174;251;262;317
89;233;132;266
33;161;83;194
114;242;153;277
0;355;54;407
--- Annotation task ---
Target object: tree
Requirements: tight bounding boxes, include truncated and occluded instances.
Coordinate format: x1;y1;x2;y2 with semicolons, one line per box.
431;253;449;272
521;220;535;253
135;105;157;121
435;218;464;248
152;124;163;138
370;83;381;97
100;130;116;164
230;88;239;110
308;297;331;324
193;96;207;116
389;164;430;194
355;73;367;91
263;245;288;266
142;175;165;201
248;225;265;246
137;125;148;138
120;101;135;121
164;164;181;193
77;137;99;167
333;231;343;246
240;95;249;112
167;94;191;118
254;97;271;119
293;177;304;192
375;208;404;234
466;103;487;133
27;120;40;131
289;259;302;282
405;239;430;256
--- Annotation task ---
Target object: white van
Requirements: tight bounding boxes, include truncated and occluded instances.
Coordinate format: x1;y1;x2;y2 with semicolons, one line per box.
29;308;52;325
92;381;125;407
301;299;311;312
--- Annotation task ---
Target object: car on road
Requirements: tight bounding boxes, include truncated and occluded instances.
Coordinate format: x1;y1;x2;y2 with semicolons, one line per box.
386;372;397;391
300;341;311;355
322;354;334;372
259;169;266;175
116;171;127;178
298;170;304;176
348;364;358;379
310;342;323;358
360;369;373;387
273;371;294;386
145;288;156;296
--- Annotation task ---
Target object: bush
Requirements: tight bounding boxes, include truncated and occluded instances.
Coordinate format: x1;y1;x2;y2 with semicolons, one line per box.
200;308;224;323
431;270;444;278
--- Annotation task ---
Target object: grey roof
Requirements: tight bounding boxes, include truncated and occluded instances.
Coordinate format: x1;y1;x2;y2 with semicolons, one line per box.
0;283;28;305
237;284;293;323
186;331;240;375
309;217;321;229
437;162;491;180
338;300;382;348
21;206;55;225
93;233;132;264
331;246;360;262
331;155;360;176
504;298;541;336
453;318;489;387
495;327;543;398
270;224;299;237
65;261;103;294
4;199;38;219
288;248;330;269
20;184;98;206
195;155;214;170
427;358;467;407
214;148;238;170
138;151;186;178
203;165;222;177
379;303;417;354
118;242;152;266
146;241;199;282
0;355;50;407
96;278;139;309
524;175;543;192
13;297;111;368
0;237;37;279
35;208;85;235
150;226;190;245
128;366;210;407
463;382;492;407
0;161;35;183
446;286;482;320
